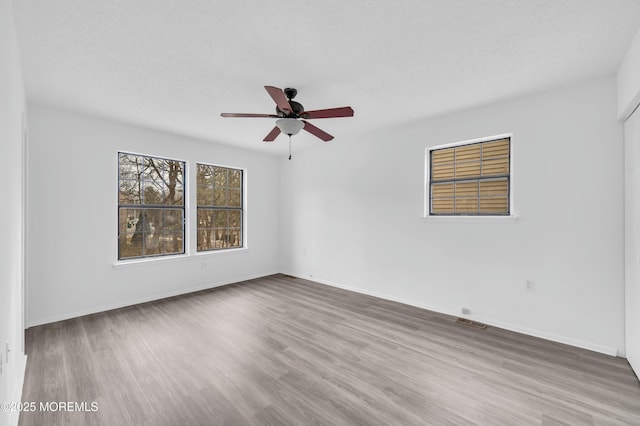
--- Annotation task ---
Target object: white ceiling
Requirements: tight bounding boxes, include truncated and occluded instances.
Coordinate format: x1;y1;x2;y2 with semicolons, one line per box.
13;0;640;155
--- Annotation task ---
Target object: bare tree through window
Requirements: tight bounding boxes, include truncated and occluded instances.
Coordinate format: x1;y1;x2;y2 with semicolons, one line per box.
197;164;243;251
118;153;185;259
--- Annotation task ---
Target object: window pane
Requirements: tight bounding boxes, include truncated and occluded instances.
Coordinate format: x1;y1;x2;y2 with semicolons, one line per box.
197;164;213;187
214;210;228;228
213;228;228;248
164;209;184;231
119;153;142;180
164;160;184;205
482;158;509;177
119;179;142;204
142;208;160;241
143;158;164;187
479;178;508;214
228;228;241;247
455;181;478;198
431;182;454;214
143;181;163;204
479;197;508;214
198;209;214;229
228;189;241;207
228;210;241;228
482;139;509;159
161;231;183;254
214;167;228;188
214;187;227;206
120;235;142;259
432;199;454;214
455;143;481;160
431;149;454;164
229;169;242;188
197;229;214;251
455;197;478;214
479;179;508;196
455;161;481;178
432;163;454;181
119;208;140;258
455;144;482;179
119;208;148;258
197;187;213;206
431;182;454;198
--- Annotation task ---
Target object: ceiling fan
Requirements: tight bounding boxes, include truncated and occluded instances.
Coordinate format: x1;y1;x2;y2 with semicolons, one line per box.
221;86;354;157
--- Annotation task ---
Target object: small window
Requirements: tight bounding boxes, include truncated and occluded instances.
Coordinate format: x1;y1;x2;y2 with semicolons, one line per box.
118;153;185;260
429;137;510;216
196;164;243;251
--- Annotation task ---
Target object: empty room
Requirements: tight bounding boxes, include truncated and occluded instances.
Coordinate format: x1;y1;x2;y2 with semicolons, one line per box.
3;0;640;425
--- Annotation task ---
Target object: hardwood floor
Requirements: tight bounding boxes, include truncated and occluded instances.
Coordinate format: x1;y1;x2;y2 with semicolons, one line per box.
20;274;640;425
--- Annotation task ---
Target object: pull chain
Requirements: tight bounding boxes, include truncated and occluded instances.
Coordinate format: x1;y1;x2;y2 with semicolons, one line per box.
288;135;292;160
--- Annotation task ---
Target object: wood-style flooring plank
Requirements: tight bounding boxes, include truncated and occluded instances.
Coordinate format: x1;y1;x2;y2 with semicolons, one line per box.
19;274;640;425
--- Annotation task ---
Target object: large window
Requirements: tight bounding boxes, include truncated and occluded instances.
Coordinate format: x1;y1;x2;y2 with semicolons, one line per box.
429;137;510;216
118;153;185;260
197;164;243;251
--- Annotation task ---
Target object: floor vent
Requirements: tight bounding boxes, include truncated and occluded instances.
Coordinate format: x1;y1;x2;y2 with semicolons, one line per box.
456;318;488;329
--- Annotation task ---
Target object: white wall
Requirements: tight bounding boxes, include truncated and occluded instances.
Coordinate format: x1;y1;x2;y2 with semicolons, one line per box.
620;25;640;376
26;105;280;326
0;1;28;425
624;108;640;375
281;76;625;356
618;27;640;120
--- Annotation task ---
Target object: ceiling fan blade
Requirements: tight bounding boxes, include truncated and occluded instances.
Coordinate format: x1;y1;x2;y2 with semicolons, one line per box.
302;106;354;119
302;121;334;142
263;126;281;142
265;86;292;114
221;113;278;118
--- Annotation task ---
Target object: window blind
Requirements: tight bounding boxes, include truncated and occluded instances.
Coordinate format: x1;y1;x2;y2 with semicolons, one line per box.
430;138;510;215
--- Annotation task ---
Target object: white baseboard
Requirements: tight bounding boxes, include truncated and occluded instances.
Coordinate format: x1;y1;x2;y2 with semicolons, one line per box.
283;272;619;357
9;354;27;426
27;271;279;328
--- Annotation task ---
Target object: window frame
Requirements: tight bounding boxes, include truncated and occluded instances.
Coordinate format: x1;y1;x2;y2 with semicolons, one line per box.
117;151;187;261
424;133;516;220
195;162;245;252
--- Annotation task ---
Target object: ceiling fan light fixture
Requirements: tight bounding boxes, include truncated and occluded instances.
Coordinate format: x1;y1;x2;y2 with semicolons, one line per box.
276;118;304;136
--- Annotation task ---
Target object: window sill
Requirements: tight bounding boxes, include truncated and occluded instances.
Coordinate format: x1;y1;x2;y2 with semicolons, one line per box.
422;215;518;224
112;247;248;269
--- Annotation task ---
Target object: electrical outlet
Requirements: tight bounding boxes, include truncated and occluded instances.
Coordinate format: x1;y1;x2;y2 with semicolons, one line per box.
202;262;208;270
524;279;535;292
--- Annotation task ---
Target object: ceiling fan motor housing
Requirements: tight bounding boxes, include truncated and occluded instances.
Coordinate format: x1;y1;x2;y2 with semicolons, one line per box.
276;99;305;118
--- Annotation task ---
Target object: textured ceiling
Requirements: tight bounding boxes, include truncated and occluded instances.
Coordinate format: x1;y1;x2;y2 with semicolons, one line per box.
12;0;640;155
